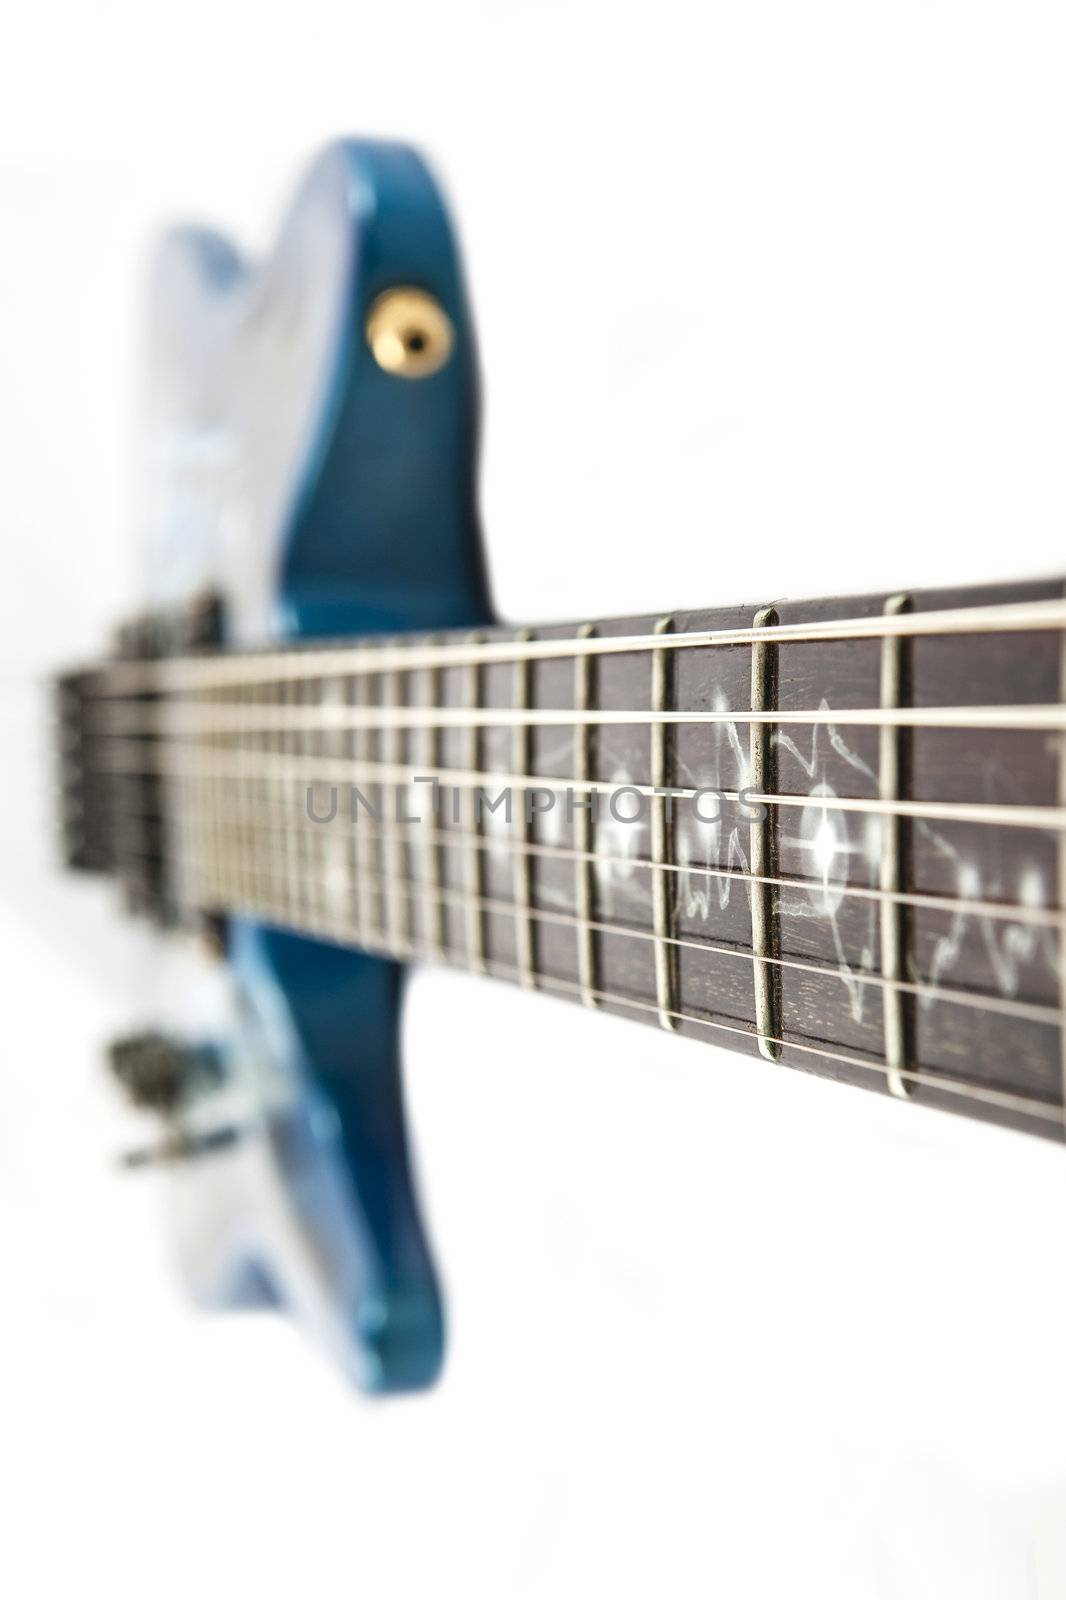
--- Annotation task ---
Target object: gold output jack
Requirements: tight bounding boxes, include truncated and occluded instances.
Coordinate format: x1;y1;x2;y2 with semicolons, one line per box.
365;287;454;378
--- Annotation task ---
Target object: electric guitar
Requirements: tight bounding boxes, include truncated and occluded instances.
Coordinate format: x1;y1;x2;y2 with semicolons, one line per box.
54;139;1066;1392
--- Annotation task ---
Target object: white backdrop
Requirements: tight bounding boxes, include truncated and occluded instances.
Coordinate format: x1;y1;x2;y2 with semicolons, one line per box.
4;4;1066;1596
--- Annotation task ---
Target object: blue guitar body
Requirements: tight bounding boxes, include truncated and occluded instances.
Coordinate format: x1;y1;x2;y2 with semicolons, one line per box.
140;141;493;1390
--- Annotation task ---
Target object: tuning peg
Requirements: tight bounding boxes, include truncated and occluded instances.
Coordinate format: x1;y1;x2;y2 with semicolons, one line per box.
106;1032;222;1113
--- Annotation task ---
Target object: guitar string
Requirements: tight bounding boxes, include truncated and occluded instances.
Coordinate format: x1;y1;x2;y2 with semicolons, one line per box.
97;715;1066;1120
110;744;1066;1033
88;699;1066;733
65;591;1066;1129
95;786;1066;930
156;849;1063;1129
75;592;1066;692
83;737;1066;832
159;790;1066;1127
139;821;1061;1029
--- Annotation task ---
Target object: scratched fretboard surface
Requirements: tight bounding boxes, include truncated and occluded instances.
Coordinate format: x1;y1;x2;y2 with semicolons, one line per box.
69;576;1066;1143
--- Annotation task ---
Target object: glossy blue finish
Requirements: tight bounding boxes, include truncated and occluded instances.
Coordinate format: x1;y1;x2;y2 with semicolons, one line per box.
156;140;493;1390
230;923;448;1391
275;143;491;638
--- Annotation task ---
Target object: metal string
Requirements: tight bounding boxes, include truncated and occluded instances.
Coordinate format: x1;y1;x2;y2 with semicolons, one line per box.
88;700;1066;733
113;789;1064;1032
77;592;1066;693
78;770;1066;929
159;851;1063;1129
114;818;1066;941
85;738;1066;832
64;586;1066;1132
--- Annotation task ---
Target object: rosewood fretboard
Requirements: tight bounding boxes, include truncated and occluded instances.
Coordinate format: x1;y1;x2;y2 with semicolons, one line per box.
58;576;1066;1143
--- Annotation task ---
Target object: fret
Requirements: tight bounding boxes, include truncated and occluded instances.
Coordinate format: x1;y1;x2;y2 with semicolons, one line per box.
880;593;911;1098
233;681;248;915
651;616;679;1030
353;667;380;945
246;683;261;918
343;670;364;945
298;676;318;930
251;684;265;921
319;673;350;933
193;688;211;907
280;676;300;928
235;684;253;914
419;643;446;960
277;677;294;924
195;765;213;908
255;681;274;917
304;676;326;938
749;606;782;1060
211;683;229;913
170;690;195;914
463;632;487;974
573;622;598;1008
245;681;264;918
380;662;412;957
511;629;536;989
1059;588;1066;1133
271;677;290;929
232;686;247;911
314;716;334;932
236;682;251;912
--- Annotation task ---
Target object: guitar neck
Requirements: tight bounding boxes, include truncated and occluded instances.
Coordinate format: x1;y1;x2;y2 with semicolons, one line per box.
58;576;1066;1144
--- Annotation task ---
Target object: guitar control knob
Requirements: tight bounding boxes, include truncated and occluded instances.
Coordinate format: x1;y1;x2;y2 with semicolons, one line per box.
106;1032;215;1113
